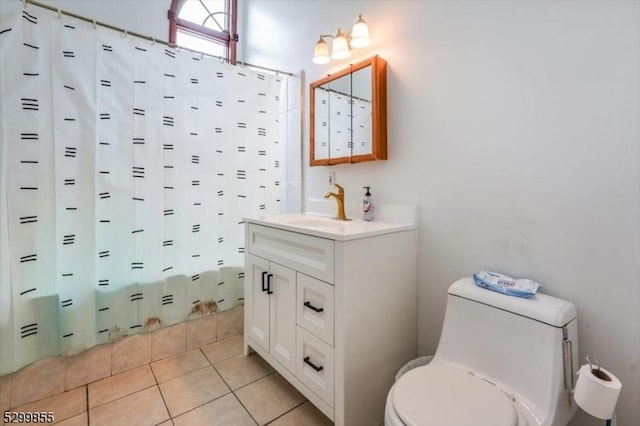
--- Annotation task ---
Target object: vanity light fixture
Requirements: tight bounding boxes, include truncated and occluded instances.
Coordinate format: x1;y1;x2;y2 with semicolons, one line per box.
312;14;370;64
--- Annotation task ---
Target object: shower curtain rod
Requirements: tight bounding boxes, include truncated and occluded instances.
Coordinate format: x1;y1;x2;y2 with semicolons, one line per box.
22;0;294;76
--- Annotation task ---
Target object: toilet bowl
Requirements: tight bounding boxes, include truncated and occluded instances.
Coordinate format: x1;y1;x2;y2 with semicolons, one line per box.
385;362;526;426
385;278;578;426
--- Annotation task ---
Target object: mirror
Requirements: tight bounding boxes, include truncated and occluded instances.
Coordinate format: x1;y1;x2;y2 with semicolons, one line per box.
310;55;387;166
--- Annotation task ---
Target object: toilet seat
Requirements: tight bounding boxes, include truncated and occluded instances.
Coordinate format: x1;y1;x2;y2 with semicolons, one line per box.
391;364;518;426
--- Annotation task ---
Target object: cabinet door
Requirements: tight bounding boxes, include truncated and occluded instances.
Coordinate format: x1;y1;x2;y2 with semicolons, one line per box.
269;262;296;373
246;254;270;351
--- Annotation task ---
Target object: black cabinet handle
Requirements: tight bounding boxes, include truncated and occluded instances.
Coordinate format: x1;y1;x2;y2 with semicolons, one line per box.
303;356;324;372
261;271;268;292
267;273;273;294
303;301;324;313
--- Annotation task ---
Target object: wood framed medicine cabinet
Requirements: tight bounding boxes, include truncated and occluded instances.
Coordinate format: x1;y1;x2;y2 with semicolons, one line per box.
310;55;387;166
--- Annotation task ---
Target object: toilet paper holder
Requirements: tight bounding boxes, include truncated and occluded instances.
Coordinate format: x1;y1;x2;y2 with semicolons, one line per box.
574;355;622;426
586;355;611;382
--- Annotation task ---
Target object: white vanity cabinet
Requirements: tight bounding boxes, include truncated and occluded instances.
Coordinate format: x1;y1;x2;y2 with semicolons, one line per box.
244;215;417;426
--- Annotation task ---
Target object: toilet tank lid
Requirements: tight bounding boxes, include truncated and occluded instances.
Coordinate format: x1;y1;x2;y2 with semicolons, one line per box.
449;278;576;327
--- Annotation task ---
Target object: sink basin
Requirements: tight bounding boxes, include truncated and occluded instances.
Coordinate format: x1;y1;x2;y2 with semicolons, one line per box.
284;218;350;229
244;211;417;241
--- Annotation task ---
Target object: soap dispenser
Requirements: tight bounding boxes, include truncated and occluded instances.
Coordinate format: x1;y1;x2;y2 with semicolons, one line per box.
362;186;374;221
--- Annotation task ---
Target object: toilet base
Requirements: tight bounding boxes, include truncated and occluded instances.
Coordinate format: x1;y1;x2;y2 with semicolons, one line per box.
384;382;403;426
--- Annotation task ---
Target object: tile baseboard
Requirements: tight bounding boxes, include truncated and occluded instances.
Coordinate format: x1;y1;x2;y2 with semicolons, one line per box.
3;305;243;409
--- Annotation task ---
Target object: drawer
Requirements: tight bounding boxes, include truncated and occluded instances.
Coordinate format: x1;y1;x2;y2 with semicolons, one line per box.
297;273;334;345
296;326;335;407
247;224;334;283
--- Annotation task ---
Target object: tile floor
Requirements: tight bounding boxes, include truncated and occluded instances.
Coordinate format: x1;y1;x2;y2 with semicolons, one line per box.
4;335;333;426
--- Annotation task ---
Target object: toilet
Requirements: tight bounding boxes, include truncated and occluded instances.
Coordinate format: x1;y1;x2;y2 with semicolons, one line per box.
385;277;578;426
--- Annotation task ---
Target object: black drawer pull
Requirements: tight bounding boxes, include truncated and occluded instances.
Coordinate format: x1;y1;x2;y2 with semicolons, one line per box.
303;301;324;313
267;273;273;294
261;271;268;292
303;356;324;372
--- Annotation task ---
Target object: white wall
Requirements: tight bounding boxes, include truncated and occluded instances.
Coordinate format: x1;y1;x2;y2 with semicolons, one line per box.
1;1;638;424
241;1;640;425
0;0;168;41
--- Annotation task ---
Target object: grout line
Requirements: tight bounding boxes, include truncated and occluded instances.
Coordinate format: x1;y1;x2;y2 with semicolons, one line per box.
200;337;241;366
154;386;173;425
149;362;160;385
198;348;210;366
159;363;213;386
157;367;220;421
167;390;233;423
88;381;159;410
152;351;233;421
265;398;309;426
85;385;90;426
232;370;276;393
88;366;158;410
150;361;174;421
264;399;308;425
8;334;246;424
230;391;259;426
205;345;260;392
197;351;277;425
208;360;231;390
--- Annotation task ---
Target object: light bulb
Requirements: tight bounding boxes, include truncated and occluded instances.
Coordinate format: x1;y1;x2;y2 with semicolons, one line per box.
331;29;350;60
312;38;331;64
350;14;370;48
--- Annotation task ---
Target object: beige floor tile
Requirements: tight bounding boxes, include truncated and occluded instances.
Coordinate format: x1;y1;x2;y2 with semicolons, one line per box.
11;357;66;407
172;393;256;426
150;349;210;384
235;374;305;426
54;412;88;426
152;323;186;362
214;353;274;390
157;420;173;426
186;314;217;350
11;386;86;424
159;366;230;417
112;333;151;375
65;344;112;390
216;305;244;341
89;386;168;426
88;365;156;408
0;374;10;413
201;335;243;365
267;401;333;426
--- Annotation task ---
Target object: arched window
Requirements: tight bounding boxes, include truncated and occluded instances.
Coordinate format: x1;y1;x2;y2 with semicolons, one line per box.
168;0;238;63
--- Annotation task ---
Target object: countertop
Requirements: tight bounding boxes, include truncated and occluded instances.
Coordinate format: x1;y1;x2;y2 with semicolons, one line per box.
243;213;417;241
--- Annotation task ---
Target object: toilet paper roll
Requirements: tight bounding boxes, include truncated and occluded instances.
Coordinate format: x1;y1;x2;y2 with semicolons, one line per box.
574;363;622;420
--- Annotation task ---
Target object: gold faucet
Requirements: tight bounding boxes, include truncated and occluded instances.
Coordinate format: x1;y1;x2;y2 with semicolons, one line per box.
324;183;349;221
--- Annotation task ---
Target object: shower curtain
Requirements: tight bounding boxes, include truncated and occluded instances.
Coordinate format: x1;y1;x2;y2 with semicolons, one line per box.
0;7;301;375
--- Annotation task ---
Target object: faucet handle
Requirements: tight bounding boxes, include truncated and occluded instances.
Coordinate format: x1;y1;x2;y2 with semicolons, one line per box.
334;183;344;194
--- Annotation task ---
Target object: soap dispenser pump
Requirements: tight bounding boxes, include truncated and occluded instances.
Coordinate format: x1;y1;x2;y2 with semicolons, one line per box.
362;186;374;221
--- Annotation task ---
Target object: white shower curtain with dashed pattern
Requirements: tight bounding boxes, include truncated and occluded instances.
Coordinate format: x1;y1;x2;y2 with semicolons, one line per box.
0;7;298;375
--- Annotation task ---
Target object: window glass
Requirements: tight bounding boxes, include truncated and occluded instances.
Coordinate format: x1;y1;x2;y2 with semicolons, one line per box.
180;0;228;32
169;0;235;61
176;29;226;57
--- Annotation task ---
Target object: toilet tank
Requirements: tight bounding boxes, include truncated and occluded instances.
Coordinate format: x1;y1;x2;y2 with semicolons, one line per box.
434;278;578;426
